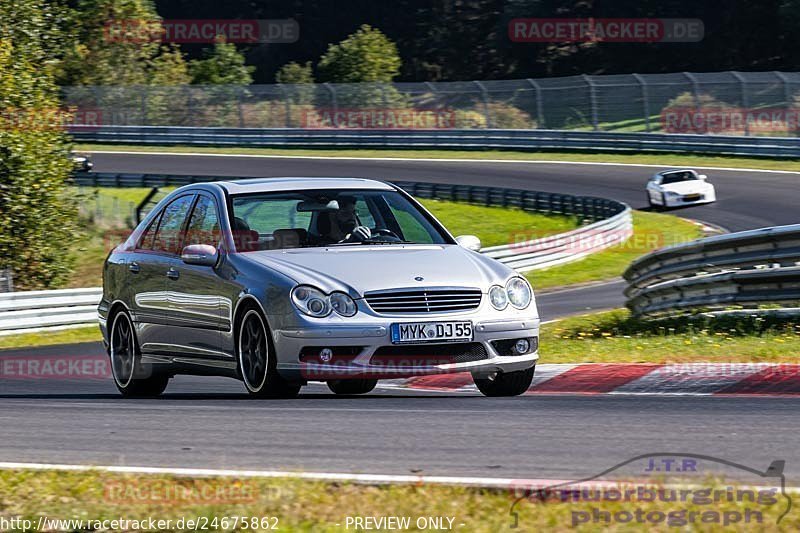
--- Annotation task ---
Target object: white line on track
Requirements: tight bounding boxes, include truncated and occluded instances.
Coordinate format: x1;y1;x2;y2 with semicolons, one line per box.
84;150;800;175
1;462;796;493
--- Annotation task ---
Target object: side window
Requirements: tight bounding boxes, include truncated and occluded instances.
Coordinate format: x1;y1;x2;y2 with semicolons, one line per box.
184;195;221;247
153;195;195;255
355;198;376;228
138;211;162;250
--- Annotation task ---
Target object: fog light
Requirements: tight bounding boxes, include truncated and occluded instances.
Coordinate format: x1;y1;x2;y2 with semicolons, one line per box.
514;339;530;354
319;348;333;362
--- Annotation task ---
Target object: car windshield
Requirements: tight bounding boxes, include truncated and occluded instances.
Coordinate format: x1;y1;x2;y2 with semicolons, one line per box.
230;188;452;251
661;172;697;185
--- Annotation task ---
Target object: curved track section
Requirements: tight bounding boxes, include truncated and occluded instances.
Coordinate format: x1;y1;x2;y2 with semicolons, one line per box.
90;151;800;232
3;152;798;480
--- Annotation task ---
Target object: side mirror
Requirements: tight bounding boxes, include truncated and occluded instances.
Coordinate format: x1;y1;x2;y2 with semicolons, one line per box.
698;174;708;181
456;235;482;251
181;244;218;266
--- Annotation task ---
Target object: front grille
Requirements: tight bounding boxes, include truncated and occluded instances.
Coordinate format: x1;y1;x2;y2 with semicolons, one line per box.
364;288;482;314
371;343;488;366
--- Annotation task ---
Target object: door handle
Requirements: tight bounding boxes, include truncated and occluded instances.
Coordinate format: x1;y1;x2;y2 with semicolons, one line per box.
166;268;180;280
128;262;140;274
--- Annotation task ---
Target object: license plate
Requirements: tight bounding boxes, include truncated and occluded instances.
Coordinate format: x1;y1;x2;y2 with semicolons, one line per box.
391;321;473;344
683;194;701;201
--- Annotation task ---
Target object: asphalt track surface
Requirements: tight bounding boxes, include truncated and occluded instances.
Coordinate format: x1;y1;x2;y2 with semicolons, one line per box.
2;152;799;481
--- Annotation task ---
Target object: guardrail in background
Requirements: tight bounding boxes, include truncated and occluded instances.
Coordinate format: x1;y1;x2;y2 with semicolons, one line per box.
623;224;800;317
62;72;800;135
5;175;631;333
70;126;800;158
0;288;102;334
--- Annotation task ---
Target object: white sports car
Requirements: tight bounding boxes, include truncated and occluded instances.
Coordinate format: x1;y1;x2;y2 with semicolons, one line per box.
646;169;716;208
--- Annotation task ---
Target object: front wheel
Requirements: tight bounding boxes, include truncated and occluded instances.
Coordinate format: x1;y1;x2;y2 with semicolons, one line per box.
238;307;301;398
109;311;169;398
473;366;535;397
327;379;377;395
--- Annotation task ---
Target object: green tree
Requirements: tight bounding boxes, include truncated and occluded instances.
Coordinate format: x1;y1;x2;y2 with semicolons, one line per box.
58;0;163;86
318;25;401;83
276;61;314;84
0;1;78;289
317;25;406;108
189;40;254;85
276;61;315;105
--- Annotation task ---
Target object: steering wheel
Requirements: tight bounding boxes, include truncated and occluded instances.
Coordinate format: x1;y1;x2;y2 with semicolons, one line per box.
369;228;402;240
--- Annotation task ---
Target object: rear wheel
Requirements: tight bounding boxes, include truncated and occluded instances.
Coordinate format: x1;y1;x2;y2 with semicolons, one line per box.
327;379;377;395
110;311;169;398
473;366;535;397
238;307;301;398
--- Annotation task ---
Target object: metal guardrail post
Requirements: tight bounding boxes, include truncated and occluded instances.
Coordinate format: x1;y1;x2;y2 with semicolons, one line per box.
632;73;651;133
474;81;491;128
278;84;291;127
683;72;701;113
731;71;750;136
775;71;791;108
582;75;599;131
525;78;545;129
324;83;338;115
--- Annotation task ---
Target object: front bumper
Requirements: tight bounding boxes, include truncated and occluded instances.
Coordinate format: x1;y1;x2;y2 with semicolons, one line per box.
664;192;715;207
274;316;539;381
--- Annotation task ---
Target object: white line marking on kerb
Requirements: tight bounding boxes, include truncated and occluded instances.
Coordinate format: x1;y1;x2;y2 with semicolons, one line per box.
85;150;800;175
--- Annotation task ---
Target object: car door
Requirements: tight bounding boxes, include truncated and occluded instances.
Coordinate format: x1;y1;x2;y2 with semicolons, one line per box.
160;192;229;360
136;193;197;356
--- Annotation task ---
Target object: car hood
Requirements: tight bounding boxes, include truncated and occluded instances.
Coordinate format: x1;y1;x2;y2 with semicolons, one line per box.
243;244;513;296
660;181;712;194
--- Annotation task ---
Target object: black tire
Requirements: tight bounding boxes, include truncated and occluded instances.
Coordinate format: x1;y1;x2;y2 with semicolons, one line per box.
327;379;378;395
109;310;169;398
647;192;655;208
237;305;301;398
473;366;535;397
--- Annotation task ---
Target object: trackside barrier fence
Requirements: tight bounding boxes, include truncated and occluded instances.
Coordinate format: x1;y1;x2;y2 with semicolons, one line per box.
624;224;800;317
70;126;800;158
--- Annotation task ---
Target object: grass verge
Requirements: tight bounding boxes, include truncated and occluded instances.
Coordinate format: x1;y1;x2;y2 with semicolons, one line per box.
0;469;793;532
527;210;704;290
76;143;800;173
0;326;101;351
542;309;800;363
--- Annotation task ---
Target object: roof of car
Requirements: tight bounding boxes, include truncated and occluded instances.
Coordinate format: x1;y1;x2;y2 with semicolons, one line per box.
215;177;396;195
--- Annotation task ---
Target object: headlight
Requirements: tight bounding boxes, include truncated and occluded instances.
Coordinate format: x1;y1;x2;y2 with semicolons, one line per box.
329;291;357;317
506;277;532;309
291;285;332;317
666;191;680;197
489;285;508;310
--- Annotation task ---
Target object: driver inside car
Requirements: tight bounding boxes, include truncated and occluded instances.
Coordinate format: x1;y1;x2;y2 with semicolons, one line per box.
315;197;372;244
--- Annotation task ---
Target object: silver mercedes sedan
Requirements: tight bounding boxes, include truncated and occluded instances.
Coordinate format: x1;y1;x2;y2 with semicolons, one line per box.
99;178;540;398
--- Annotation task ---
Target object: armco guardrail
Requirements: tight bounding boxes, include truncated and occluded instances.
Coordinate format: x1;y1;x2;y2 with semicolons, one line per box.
0;288;102;333
70;126;800;158
624;224;800;317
